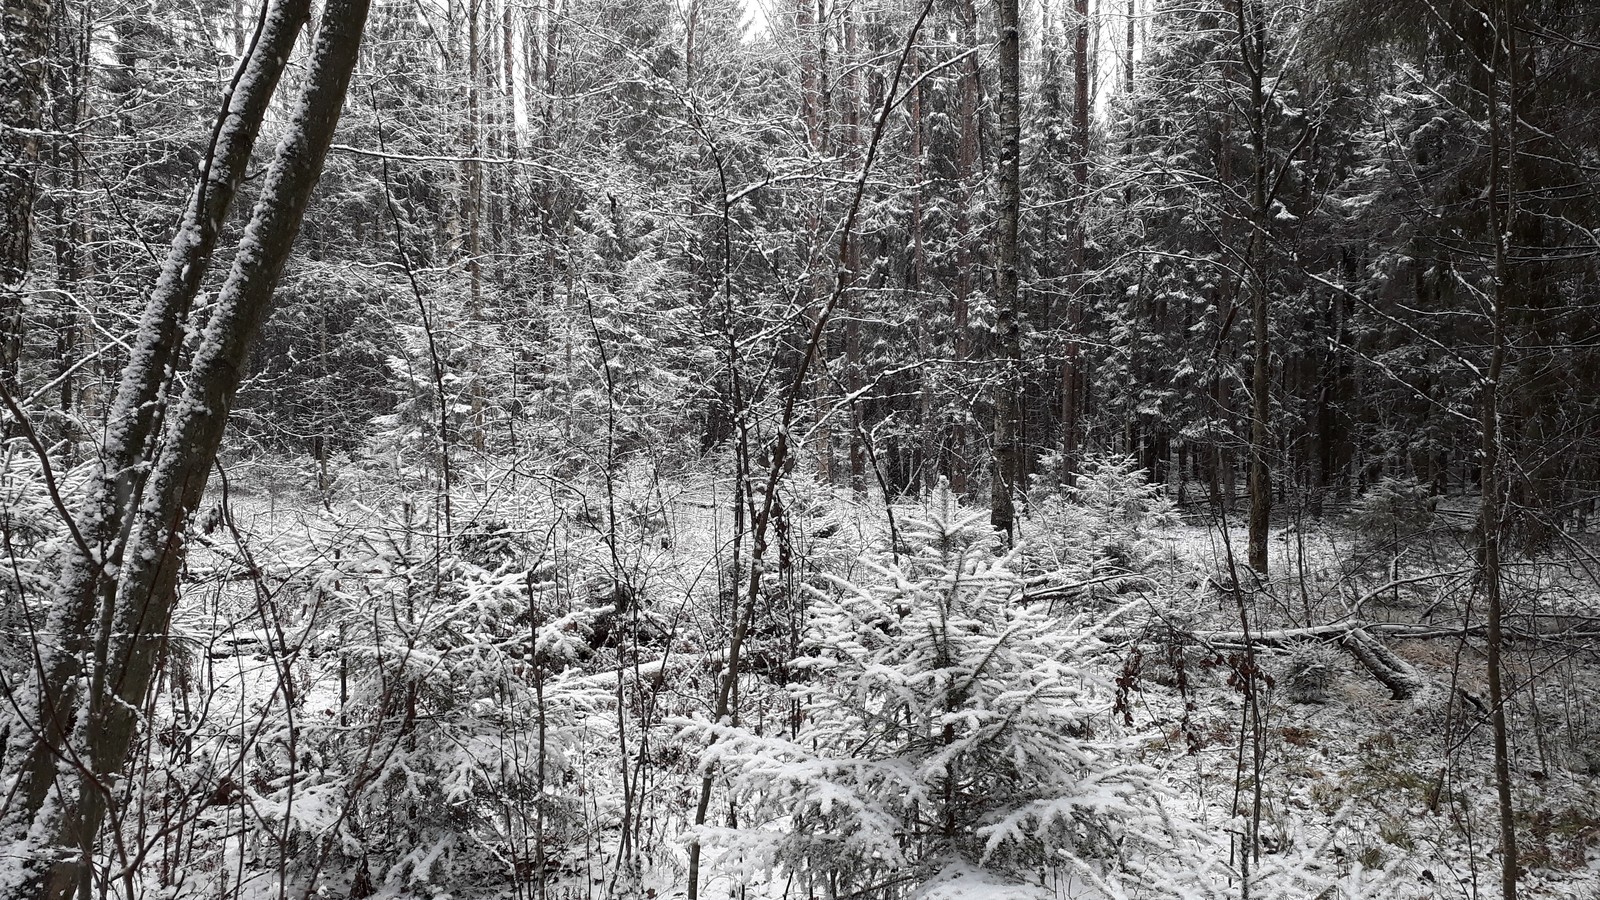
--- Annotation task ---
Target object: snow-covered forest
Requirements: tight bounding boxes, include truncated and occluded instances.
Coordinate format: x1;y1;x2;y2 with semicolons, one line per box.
1;0;1598;898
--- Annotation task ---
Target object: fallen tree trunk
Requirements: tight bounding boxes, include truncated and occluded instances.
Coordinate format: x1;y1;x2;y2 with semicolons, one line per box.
1189;613;1599;706
1195;620;1433;702
1198;617;1600;649
1341;627;1430;701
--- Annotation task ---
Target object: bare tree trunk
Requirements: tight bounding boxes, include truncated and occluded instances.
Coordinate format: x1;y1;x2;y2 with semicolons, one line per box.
497;2;514;291
0;5;368;899
0;0;54;399
46;5;88;442
1484;1;1519;894
1237;0;1272;574
1125;0;1136;89
951;0;981;497
0;5;312;894
817;0;839;486
1483;186;1516;900
534;0;559;317
910;40;935;493
1060;0;1089;484
465;0;486;450
844;2;867;496
799;0;834;484
798;0;819;144
991;0;1022;539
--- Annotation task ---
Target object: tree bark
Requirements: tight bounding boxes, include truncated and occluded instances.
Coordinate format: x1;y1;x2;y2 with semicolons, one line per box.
0;5;368;898
0;4;312;894
1341;627;1430;701
46;4;88;442
1060;0;1089;485
991;0;1022;539
0;0;54;397
910;39;934;492
1484;1;1518;894
844;2;867;496
950;0;980;497
465;0;486;449
1237;0;1272;573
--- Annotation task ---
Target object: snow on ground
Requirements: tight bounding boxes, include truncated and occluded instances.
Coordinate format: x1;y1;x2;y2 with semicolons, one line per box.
162;459;1600;899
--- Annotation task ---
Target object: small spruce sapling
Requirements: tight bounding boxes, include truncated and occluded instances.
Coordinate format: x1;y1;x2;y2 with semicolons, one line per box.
223;506;603;897
1281;640;1342;705
1345;476;1434;554
1031;451;1178;580
1345;476;1435;602
683;495;1171;895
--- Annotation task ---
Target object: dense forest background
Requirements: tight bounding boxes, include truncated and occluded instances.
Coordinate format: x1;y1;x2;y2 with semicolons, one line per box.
8;0;1600;522
2;0;1599;898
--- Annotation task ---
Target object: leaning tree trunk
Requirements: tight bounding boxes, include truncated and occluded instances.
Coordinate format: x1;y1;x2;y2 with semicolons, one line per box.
0;5;313;895
0;4;369;899
0;4;312;894
0;0;54;396
991;0;1023;539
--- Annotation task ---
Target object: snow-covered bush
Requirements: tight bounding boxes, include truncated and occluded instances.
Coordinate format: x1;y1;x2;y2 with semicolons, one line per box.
0;452;78;673
326;553;602;895
1346;476;1435;549
172;502;610;900
1281;640;1343;705
686;501;1175;896
1030;451;1178;578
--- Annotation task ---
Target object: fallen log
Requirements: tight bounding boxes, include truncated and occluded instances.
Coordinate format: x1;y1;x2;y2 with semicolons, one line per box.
1341;627;1430;701
1189;618;1561;707
1197;616;1600;648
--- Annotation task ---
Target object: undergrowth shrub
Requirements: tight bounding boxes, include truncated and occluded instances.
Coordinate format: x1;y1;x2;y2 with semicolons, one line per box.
148;498;615;900
684;497;1174;896
1028;452;1179;594
0;453;65;672
1281;640;1343;705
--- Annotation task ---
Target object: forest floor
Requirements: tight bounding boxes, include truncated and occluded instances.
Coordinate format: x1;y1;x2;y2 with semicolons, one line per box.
1119;520;1600;900
188;458;1600;900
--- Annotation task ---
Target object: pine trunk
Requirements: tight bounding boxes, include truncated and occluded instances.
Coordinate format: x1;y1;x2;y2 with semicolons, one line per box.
1061;0;1090;484
950;0;980;497
844;3;866;495
1485;1;1519;894
1238;0;1272;574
